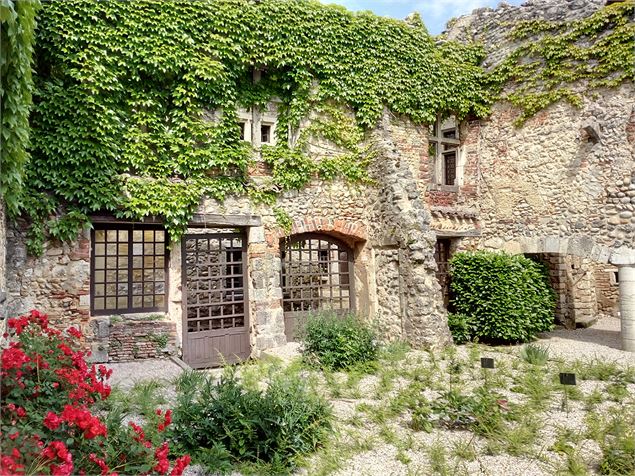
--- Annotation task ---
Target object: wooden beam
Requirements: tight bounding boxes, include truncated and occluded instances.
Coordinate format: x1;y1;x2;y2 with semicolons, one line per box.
188;213;262;227
90;213;262;227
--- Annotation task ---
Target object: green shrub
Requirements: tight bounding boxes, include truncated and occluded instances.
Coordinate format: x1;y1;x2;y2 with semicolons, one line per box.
519;343;550;366
449;251;556;344
300;312;378;370
447;312;474;344
170;369;332;472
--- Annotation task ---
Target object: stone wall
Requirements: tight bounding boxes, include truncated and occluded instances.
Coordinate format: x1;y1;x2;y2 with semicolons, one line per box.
0;201;6;319
447;0;635;266
98;318;177;362
5;223;91;330
594;263;619;315
5;107;452;362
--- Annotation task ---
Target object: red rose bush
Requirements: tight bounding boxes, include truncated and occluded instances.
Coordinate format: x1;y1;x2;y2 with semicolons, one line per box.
0;310;190;476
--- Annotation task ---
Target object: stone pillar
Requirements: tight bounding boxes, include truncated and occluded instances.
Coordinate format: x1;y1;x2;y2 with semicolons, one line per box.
618;265;635;352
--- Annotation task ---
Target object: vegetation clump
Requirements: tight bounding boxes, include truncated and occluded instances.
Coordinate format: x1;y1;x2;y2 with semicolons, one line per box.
300;312;378;371
170;368;332;473
449;251;556;344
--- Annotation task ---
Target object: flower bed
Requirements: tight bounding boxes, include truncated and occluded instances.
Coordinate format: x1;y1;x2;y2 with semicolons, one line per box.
0;310;190;476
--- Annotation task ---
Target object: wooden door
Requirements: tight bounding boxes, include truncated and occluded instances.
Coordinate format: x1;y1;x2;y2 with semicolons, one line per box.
181;232;249;368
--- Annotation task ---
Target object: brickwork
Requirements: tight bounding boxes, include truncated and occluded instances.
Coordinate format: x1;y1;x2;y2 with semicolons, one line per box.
90;317;178;362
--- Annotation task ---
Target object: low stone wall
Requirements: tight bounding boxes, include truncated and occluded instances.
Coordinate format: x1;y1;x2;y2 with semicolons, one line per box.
594;263;619;315
89;316;178;362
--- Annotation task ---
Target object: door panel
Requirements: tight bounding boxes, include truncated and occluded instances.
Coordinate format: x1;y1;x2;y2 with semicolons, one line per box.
182;232;250;368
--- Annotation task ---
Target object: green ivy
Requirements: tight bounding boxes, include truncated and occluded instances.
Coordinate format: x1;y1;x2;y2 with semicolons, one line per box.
8;0;633;255
489;1;634;124
0;0;39;216
19;0;487;254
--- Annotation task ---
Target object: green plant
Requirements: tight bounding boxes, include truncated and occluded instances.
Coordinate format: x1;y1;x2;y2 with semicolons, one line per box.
447;313;473;344
170;367;332;472
148;332;170;349
599;417;635;475
21;0;489;254
0;310;190;476
300;312;378;371
450;251;556;344
519;343;550;366
0;0;39;215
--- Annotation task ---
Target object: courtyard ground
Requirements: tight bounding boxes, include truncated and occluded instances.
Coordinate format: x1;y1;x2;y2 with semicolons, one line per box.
107;316;635;475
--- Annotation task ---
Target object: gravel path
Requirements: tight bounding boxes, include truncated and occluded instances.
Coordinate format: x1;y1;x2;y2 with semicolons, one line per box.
535;315;634;365
106;357;185;389
104;315;634;476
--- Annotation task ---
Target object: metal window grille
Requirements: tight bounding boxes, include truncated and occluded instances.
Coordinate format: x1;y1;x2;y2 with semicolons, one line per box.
281;234;354;314
182;233;247;333
91;225;168;314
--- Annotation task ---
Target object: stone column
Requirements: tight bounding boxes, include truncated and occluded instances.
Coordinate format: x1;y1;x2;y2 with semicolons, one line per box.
618;265;635;352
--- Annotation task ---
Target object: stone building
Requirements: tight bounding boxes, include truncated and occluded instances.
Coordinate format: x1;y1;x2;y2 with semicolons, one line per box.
1;0;634;365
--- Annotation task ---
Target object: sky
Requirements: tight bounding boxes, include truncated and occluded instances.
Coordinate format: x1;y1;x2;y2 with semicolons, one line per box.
319;0;524;35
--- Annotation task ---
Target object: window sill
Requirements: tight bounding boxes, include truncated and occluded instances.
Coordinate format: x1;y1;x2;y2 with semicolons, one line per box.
428;183;459;193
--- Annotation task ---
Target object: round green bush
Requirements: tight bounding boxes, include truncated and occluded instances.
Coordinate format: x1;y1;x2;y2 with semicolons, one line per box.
300;312;378;370
449;251;556;344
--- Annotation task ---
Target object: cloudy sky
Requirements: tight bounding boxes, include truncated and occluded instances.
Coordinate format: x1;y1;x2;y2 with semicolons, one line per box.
320;0;523;35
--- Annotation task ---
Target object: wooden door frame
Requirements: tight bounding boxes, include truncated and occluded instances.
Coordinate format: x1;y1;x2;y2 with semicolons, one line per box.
181;230;250;367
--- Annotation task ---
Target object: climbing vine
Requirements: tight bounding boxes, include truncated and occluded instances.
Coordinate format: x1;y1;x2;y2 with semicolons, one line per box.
18;0;488;253
489;1;634;124
8;0;633;253
0;0;39;216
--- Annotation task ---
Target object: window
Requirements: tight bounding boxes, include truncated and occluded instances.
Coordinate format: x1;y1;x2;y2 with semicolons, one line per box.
239;122;246;141
91;225;167;315
429;115;460;187
261;124;272;144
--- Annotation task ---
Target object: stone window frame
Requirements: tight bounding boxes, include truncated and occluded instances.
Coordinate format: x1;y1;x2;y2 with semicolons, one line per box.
429;114;463;191
90;224;169;316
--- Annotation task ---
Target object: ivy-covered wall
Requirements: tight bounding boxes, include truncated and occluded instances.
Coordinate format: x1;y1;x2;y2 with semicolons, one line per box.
12;0;491;256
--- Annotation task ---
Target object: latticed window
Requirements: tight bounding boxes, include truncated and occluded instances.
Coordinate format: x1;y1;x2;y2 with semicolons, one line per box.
429;115;460;186
281;234;354;315
91;225;167;314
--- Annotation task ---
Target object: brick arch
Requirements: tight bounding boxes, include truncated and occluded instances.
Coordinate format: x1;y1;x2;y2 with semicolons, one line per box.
266;216;367;250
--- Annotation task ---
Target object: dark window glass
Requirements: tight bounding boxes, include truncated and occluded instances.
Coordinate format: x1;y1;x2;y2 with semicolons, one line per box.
91;226;167;314
261;124;271;143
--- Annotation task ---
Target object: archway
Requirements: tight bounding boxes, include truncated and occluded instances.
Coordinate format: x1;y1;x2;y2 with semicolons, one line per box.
280;233;354;341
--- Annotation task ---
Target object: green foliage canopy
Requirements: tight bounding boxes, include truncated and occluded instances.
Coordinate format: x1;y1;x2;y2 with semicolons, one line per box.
19;0;488;253
0;0;39;215
449;251;556;344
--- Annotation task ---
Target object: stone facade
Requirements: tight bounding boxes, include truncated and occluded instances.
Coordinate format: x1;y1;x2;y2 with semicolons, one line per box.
443;0;635;329
5;109;450;363
3;0;634;360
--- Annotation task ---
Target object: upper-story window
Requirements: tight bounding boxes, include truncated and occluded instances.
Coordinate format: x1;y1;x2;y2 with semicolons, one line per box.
429;115;461;187
261;124;272;144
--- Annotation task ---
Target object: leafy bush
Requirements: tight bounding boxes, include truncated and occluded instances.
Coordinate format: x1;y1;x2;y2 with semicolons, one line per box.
449;251;556;344
300;312;378;370
0;310;190;476
447;313;473;344
171;368;332;472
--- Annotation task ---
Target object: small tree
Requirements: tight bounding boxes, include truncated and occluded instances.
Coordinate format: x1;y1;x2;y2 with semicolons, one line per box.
449;251;555;344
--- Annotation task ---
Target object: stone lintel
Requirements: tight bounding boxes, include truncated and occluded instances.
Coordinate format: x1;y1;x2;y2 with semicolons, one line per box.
610;247;635;266
91;212;262;228
433;229;480;237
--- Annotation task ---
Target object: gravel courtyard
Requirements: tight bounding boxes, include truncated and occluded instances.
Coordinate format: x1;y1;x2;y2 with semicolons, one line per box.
107;315;635;475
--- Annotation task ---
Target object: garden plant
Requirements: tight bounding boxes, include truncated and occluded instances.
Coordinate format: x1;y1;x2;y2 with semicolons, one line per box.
0;310;190;476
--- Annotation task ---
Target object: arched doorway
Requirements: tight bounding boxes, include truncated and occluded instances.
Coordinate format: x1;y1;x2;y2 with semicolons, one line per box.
281;233;354;341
